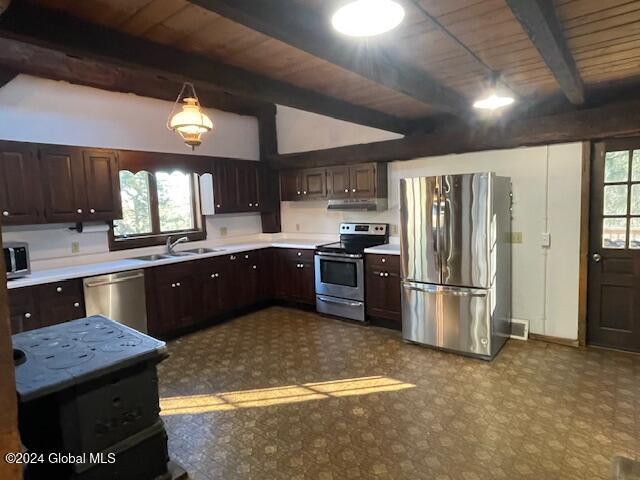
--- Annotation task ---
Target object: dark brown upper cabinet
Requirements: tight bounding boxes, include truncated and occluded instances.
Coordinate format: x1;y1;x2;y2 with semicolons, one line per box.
213;159;264;214
326;166;350;199
83;149;122;221
283;162;387;202
40;145;121;223
0;141;44;225
280;169;302;201
301;168;326;199
39;146;88;223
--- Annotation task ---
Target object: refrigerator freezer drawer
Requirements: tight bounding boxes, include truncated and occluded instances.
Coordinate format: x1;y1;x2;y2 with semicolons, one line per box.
402;281;503;358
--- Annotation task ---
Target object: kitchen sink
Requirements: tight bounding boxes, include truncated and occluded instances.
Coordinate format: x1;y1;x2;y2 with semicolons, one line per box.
181;248;225;254
132;254;172;261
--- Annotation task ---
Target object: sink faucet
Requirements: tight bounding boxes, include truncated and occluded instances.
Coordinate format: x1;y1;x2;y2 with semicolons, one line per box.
166;235;189;255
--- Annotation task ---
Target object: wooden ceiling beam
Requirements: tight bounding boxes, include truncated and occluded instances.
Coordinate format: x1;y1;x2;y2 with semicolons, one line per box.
188;0;470;116
506;0;585;105
0;1;414;134
272;97;640;168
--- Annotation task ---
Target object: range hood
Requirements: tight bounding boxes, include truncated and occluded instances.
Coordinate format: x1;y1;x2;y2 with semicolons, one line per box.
327;198;388;211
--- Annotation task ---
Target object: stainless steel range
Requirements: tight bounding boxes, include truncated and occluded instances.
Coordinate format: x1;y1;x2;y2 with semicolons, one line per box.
315;223;389;321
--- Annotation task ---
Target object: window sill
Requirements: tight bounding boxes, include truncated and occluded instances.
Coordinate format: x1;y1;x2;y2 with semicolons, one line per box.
109;230;206;251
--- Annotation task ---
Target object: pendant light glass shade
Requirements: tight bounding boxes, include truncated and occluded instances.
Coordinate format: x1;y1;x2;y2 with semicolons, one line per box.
167;83;214;150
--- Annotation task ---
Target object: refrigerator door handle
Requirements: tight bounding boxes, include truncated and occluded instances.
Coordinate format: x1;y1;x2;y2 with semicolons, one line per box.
402;282;487;297
431;185;441;274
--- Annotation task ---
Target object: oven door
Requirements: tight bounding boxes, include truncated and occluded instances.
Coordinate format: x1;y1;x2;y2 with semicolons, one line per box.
314;253;364;301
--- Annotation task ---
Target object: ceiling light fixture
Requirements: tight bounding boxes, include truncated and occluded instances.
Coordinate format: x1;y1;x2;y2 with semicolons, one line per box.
167;82;214;150
332;0;405;37
473;73;515;111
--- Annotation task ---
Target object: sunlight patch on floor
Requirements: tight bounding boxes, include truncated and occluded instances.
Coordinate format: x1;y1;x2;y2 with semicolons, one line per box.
160;376;415;415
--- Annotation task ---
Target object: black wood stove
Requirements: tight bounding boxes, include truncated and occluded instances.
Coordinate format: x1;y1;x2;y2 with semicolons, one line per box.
12;315;171;480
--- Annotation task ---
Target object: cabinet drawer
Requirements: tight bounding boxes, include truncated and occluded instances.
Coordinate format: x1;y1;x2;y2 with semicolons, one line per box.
152;262;196;284
278;248;314;262
36;278;83;300
365;254;400;273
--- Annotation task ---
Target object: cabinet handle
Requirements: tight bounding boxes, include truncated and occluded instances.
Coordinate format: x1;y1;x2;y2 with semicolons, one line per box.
2;211;8;217
230;255;236;260
297;252;302;256
244;254;249;259
216;204;221;208
352;189;356;193
384;272;389;277
77;208;83;214
252;265;257;269
344;189;349;193
24;313;31;319
297;191;301;195
90;208;96;214
381;258;386;263
176;282;181;287
249;203;253;207
379;272;384;277
255;203;259;207
56;286;63;293
303;191;307;195
210;274;216;278
171;283;176;288
73;302;80;308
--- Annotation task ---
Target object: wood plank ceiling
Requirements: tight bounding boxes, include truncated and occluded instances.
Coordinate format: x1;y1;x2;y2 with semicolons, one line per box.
27;0;640;123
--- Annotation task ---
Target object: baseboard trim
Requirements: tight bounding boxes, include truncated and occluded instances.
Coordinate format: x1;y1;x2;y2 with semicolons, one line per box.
528;333;579;348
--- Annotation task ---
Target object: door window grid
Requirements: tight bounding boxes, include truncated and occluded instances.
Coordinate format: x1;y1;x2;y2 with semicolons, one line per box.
602;149;640;249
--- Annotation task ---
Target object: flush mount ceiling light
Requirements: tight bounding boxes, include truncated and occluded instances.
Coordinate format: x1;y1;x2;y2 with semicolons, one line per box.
473;93;515;111
332;0;405;37
167;82;214;150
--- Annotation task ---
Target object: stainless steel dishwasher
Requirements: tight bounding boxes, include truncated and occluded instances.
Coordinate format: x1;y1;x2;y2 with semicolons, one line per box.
83;269;148;333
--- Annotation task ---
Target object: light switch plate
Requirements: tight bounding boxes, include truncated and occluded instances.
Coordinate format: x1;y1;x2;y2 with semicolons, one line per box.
219;226;228;237
510;232;523;244
71;241;80;254
541;232;551;248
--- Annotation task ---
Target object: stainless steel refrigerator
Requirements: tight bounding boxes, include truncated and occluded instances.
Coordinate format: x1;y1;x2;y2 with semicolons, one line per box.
400;172;511;359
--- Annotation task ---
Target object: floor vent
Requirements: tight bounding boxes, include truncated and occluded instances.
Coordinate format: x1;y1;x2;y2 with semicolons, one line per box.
510;319;529;340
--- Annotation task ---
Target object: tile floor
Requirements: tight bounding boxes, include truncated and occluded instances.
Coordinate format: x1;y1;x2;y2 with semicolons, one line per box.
158;307;640;480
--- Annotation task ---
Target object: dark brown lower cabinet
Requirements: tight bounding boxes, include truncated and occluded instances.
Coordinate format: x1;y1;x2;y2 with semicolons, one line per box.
365;254;401;324
273;248;316;305
8;279;86;334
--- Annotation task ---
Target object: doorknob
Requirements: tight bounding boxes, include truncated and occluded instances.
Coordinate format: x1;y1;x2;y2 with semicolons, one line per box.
592;253;602;262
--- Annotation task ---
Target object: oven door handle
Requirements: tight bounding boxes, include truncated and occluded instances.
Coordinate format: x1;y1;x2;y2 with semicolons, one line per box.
315;251;363;259
317;296;363;307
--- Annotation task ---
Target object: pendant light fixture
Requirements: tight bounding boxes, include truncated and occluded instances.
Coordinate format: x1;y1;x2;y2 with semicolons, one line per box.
332;0;405;37
473;73;515;112
167;82;214;150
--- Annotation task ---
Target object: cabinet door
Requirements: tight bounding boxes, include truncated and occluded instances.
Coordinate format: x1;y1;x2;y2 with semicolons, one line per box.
148;263;200;334
301;168;326;199
83;149;122;221
8;286;40;334
280;170;302;201
199;256;225;318
349;164;377;198
238;250;260;308
297;260;316;305
0;142;43;225
40;147;87;223
326;166;350;200
365;258;401;323
218;253;243;311
236;162;261;212
213;160;238;213
36;280;86;327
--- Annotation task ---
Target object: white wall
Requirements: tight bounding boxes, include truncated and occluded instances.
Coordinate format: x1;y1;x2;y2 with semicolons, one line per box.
276;105;403;154
0;75;260;160
281;144;583;340
0;75;264;262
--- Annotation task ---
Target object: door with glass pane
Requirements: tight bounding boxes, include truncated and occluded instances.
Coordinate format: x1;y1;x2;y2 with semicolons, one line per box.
588;140;640;352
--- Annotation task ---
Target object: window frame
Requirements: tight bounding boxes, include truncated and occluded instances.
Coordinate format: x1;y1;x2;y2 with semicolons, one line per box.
109;171;206;251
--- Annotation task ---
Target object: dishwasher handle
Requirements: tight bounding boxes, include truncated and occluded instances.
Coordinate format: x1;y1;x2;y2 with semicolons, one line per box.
84;272;145;288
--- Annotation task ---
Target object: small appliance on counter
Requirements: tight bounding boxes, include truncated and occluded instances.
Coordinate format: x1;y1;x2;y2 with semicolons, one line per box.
400;172;512;360
3;241;30;279
315;223;389;322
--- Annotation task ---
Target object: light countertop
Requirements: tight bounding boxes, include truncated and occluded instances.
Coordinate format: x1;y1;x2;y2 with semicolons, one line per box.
363;244;401;255
7;238;332;290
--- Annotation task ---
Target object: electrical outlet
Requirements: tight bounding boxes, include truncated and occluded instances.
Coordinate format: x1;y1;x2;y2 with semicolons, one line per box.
390;224;398;235
541;232;551;248
71;241;80;254
510;232;523;244
219;227;228;237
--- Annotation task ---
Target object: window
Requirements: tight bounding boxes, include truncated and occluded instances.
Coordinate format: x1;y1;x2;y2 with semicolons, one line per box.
110;170;205;250
602;149;640;249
